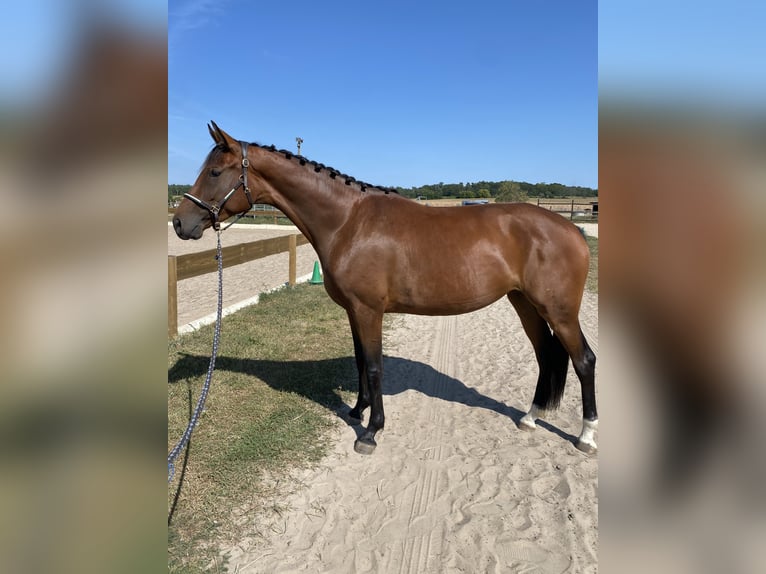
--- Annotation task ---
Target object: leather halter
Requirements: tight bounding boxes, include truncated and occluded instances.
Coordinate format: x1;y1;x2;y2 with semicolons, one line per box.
183;142;255;230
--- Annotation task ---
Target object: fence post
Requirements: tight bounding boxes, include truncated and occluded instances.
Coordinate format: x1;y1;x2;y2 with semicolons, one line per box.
288;234;297;286
168;255;178;338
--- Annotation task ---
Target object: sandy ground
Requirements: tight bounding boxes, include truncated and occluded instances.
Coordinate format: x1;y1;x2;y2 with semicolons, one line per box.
169;222;598;573
221;298;599;573
579;223;598;238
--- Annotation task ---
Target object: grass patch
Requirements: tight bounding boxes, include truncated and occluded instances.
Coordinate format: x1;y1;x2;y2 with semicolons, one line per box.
168;284;356;573
585;235;598;293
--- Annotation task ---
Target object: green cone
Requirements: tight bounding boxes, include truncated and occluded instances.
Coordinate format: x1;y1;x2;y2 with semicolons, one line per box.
309;261;323;284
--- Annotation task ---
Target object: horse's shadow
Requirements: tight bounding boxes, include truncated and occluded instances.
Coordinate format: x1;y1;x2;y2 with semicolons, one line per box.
168;353;576;444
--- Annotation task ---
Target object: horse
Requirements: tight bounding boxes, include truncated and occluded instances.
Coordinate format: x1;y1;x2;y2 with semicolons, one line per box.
173;122;597;455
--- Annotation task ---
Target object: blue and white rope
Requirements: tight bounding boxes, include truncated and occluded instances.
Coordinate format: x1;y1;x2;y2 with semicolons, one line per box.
168;230;224;482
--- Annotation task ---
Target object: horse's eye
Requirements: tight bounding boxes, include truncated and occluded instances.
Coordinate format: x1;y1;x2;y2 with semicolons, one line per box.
210;168;221;177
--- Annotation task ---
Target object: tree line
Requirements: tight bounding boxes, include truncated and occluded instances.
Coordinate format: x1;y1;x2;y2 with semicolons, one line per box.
168;183;192;202
169;180;597;204
394;180;597;202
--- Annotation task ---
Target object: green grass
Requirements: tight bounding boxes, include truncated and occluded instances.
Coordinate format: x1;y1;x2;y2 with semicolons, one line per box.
168;284;356;573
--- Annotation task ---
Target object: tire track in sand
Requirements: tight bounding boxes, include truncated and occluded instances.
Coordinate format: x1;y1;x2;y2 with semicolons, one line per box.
381;315;457;574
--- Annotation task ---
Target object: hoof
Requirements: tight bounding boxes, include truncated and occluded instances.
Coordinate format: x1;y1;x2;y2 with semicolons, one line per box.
575;440;598;455
518;417;537;431
354;438;377;455
519;405;543;431
576;419;598;455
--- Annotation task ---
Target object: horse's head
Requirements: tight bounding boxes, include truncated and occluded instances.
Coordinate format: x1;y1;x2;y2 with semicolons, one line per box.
173;122;257;240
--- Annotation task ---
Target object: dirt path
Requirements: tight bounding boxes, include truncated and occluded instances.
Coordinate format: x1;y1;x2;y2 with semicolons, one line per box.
224;292;598;573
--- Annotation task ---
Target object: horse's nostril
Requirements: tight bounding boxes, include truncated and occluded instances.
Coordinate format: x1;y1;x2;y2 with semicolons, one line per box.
172;216;183;236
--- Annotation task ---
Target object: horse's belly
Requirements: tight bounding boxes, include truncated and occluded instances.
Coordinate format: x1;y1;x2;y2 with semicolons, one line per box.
387;274;513;315
389;296;504;316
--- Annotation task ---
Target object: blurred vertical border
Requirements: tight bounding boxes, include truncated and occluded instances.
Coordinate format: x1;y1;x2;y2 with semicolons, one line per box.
0;1;167;573
4;1;764;573
600;1;766;572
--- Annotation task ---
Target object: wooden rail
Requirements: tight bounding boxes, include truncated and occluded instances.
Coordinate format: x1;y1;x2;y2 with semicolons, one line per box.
168;233;309;337
535;198;598;220
168;206;291;224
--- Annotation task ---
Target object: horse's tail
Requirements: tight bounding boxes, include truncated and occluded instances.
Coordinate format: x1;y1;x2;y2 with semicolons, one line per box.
537;333;570;410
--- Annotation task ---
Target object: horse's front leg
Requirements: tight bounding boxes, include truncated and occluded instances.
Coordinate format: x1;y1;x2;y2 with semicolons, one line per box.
347;319;369;423
347;305;384;455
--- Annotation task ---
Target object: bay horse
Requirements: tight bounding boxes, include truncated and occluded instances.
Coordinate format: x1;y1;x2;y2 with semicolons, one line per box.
173;123;597;455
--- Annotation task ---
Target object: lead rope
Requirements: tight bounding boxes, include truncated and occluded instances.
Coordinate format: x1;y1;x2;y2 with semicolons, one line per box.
168;229;224;482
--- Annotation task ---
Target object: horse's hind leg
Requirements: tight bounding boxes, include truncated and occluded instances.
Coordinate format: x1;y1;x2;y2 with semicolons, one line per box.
507;291;570;430
509;291;598;454
547;315;598;454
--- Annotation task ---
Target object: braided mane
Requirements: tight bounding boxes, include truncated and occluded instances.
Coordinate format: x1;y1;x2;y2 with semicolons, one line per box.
252;142;399;195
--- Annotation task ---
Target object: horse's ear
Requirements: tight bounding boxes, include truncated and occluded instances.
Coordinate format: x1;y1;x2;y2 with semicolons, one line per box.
208;121;238;151
208;122;222;144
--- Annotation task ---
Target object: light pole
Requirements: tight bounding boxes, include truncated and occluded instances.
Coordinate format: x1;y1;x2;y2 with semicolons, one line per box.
295;137;303;155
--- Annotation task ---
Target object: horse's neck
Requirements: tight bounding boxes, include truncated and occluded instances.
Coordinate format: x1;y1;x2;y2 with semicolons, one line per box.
259;156;357;255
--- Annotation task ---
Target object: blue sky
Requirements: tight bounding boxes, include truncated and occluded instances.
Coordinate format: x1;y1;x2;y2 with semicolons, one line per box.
0;0;165;107
3;2;762;189
599;0;766;111
169;1;598;188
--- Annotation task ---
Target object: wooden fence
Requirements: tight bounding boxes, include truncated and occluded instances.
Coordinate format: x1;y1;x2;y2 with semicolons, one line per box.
168;205;291;224
535;198;598;220
168;233;309;337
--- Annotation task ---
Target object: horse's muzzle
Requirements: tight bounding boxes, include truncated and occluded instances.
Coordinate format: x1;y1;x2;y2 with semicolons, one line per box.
172;215;203;240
